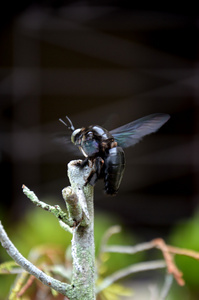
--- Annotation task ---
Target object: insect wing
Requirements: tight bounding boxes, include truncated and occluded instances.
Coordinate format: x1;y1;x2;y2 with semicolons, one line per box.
110;113;170;148
53;132;80;156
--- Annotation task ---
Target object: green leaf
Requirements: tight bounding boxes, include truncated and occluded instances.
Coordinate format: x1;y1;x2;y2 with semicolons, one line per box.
0;261;20;274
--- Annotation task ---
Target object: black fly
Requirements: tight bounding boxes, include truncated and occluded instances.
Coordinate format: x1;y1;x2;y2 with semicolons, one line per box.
59;113;170;195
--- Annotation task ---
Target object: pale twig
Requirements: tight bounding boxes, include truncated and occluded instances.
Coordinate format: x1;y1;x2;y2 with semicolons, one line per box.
22;185;74;228
103;237;199;287
62;186;83;225
148;284;159;300
159;274;174;300
0;222;70;295
103;242;155;254
100;225;122;251
59;220;73;234
97;225;122;268
96;260;166;293
9;271;30;300
0;261;22;274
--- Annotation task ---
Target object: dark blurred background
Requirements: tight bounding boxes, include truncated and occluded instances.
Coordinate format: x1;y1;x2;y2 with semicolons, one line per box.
0;1;199;240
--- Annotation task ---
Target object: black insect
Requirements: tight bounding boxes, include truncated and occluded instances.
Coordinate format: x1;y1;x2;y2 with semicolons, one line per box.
59;113;170;196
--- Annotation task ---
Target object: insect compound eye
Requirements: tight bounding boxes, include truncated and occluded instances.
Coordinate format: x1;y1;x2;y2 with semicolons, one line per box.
71;128;82;144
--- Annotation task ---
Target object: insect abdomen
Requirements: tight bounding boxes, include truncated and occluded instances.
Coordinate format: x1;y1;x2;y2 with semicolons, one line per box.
104;147;125;195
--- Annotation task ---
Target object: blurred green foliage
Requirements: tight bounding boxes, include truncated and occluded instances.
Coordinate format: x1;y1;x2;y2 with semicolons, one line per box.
0;204;71;299
94;212;144;275
168;209;199;299
0;203;141;299
2;200;199;299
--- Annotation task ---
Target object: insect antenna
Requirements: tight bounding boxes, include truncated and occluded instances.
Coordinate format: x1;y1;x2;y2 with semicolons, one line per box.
59;116;75;132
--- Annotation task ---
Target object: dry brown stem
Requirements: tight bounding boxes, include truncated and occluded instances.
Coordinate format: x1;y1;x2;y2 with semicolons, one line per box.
152;238;199;286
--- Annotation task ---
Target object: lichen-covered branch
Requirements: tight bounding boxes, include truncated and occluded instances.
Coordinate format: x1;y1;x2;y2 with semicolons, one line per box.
0;160;96;299
0;221;70;295
62;186;83;225
22;185;74;228
66;160;95;300
22;184;76;234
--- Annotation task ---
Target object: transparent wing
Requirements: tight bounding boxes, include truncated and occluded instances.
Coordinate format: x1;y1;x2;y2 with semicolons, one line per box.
110;113;170;148
53;132;80;156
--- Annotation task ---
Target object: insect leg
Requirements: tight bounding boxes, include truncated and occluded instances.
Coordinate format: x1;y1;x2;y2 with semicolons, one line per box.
76;157;89;168
85;157;104;186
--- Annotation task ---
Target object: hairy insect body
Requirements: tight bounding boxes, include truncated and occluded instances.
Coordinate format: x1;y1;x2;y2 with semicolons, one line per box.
73;125;125;195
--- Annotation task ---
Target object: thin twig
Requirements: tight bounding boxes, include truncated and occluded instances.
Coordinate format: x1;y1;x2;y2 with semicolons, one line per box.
62;186;83;225
17;274;36;297
9;271;29;299
103;238;199;287
59;220;73;234
166;245;199;260
96;260;166;293
100;226;122;251
0;221;70;295
22;185;74;228
151;239;184;286
159;274;174;300
103;242;155;254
